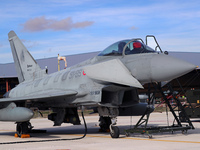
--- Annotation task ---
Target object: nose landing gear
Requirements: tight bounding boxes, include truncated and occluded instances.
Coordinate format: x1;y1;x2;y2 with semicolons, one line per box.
98;107;120;138
109;117;119;138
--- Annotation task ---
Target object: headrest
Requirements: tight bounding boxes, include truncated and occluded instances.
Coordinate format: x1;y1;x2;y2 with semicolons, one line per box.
133;42;141;48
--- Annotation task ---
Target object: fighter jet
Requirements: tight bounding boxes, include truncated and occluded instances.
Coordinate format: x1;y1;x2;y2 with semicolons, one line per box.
0;31;196;138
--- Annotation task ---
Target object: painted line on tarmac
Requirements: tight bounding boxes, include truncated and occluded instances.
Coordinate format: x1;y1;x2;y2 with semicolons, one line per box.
0;130;15;132
72;134;200;144
0;130;199;144
0;132;199;144
125;137;200;144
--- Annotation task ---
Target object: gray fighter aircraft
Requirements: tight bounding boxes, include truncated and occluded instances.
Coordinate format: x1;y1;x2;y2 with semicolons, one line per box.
0;31;196;138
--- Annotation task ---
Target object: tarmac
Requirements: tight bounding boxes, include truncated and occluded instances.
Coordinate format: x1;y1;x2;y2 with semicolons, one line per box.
0;112;200;150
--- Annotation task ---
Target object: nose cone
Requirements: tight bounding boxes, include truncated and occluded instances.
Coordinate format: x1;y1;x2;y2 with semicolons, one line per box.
151;54;196;82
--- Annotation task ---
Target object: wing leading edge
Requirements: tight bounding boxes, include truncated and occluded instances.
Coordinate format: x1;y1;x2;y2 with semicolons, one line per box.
0;90;77;103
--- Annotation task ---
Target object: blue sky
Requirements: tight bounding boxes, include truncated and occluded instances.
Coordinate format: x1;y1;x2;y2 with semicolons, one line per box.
1;0;200;63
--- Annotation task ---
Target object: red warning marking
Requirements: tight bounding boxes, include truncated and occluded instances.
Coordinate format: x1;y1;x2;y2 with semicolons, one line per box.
83;71;86;76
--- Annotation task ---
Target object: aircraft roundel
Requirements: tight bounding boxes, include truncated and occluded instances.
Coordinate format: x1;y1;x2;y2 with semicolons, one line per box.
83;71;86;76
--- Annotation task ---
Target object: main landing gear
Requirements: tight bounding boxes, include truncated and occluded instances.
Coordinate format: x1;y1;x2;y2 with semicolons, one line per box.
16;121;46;138
16;121;33;137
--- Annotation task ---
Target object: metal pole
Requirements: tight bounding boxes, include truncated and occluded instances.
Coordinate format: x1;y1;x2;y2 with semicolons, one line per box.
58;54;60;71
6;79;8;92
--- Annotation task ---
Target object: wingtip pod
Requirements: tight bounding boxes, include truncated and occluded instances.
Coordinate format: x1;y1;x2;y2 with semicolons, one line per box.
8;30;17;39
0;102;34;122
84;59;143;89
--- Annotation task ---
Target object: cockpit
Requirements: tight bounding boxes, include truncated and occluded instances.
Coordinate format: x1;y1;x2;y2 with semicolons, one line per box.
98;39;156;56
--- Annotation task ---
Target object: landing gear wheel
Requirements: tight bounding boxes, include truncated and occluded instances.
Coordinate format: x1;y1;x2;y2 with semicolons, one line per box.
125;132;130;137
182;130;187;134
110;126;119;138
148;134;152;139
16;121;32;137
16;123;23;137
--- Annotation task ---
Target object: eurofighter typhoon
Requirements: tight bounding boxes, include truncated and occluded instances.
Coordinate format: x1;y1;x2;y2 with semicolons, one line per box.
0;31;196;138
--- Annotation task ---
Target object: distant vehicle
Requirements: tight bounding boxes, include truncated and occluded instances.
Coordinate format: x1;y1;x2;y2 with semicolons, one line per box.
0;31;196;138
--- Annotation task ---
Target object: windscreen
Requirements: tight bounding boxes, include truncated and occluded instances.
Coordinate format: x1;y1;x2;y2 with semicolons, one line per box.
98;40;129;56
98;40;156;56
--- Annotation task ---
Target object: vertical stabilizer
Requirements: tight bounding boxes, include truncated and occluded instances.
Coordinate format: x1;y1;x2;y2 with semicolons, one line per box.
8;31;44;83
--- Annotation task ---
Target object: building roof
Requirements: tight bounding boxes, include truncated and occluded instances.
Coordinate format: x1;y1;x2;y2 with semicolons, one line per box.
168;52;200;68
0;51;199;78
0;51;100;78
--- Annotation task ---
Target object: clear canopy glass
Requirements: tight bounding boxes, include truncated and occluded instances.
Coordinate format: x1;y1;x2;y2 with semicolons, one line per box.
98;39;156;56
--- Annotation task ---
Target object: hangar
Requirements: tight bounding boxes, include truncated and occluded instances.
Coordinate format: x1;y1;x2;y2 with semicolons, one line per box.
0;51;200;98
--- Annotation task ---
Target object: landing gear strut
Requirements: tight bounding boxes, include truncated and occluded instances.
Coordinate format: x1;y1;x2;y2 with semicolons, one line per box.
99;116;111;132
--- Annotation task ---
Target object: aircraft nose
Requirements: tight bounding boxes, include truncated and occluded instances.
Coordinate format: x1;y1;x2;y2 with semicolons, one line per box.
151;54;196;82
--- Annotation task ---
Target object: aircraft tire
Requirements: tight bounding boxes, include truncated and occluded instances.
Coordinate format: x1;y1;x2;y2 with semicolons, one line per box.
16;122;29;137
110;126;119;138
16;123;23;137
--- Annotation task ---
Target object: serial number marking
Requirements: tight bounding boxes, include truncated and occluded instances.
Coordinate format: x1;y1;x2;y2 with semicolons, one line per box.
27;65;33;68
69;69;82;79
27;64;33;71
90;91;100;95
27;69;32;71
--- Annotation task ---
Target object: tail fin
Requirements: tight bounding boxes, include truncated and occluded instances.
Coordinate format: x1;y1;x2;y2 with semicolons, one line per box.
8;31;46;83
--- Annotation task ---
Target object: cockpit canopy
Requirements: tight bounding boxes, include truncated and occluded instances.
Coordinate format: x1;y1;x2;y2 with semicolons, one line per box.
98;39;156;56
